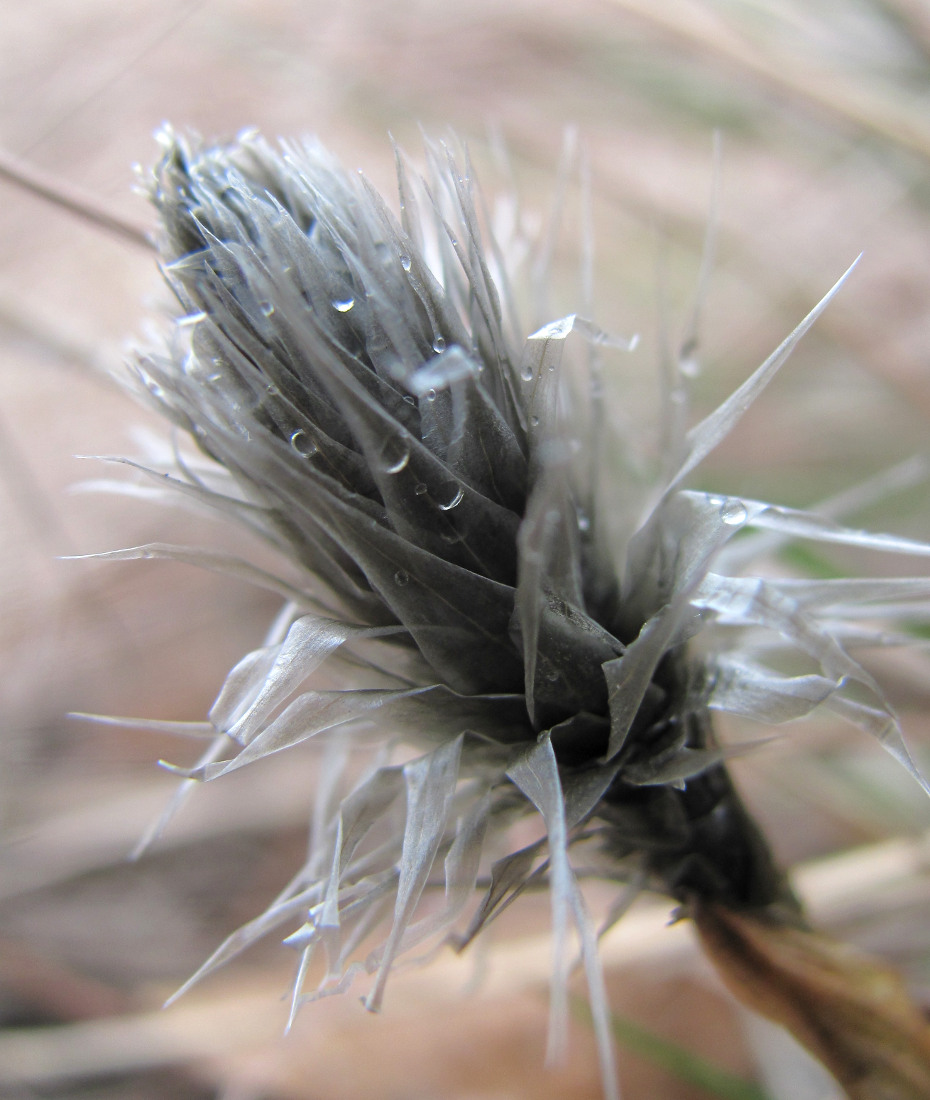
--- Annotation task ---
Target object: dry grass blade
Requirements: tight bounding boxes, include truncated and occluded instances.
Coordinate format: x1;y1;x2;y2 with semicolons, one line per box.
606;0;930;163
0;146;153;249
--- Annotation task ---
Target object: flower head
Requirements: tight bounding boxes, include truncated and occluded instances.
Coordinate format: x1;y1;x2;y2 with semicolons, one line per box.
114;128;930;1097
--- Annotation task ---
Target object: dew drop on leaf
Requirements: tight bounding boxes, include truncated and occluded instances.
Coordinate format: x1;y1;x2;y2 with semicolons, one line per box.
438;486;464;511
380;439;410;474
289;429;318;458
721;498;748;526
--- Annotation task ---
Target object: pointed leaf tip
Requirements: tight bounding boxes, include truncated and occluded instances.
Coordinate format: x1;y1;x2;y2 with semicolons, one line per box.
670;257;861;491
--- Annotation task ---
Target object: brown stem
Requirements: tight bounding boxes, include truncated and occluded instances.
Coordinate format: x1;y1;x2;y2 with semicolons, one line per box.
694;901;930;1100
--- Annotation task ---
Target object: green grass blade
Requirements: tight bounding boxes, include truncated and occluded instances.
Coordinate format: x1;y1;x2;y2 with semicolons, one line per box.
573;997;774;1100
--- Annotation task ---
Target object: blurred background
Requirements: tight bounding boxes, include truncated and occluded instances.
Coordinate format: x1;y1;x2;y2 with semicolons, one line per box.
2;1;930;1097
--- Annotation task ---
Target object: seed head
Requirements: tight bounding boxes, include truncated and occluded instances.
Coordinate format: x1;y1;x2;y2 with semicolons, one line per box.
108;128;930;1098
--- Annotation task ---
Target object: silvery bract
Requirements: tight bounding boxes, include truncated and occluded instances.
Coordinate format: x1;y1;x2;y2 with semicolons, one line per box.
99;129;930;1098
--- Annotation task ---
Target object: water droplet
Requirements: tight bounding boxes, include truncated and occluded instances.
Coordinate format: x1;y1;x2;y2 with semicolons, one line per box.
545;669;559;683
290;429;318;458
332;297;355;313
402;394;416;405
393;569;409;587
400;254;412;271
577;511;591;532
259;300;275;317
432;335;446;353
529;414;540;428
720;497;748;526
425;388;437;402
414;482;428;496
679;338;699;378
380;439;410;474
206;372;222;382
266;383;280;396
520;365;534;382
438;486;464;511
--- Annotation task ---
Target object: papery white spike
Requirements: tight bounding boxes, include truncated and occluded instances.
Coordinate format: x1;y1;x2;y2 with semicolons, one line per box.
668;257;861;491
65;543;309;604
707;657;837;722
456;838;548;949
506;736;578;1065
507;735;620;1100
826;696;930;796
365;736;464;1011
